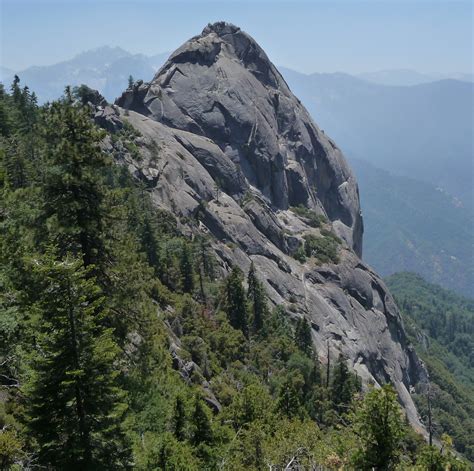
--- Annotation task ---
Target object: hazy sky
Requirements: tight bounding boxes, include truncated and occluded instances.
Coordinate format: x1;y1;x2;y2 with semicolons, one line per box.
1;0;472;74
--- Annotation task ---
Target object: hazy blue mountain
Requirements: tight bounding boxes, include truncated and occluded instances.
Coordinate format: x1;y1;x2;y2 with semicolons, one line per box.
2;47;170;103
353;158;473;298
357;69;474;86
280;67;473;206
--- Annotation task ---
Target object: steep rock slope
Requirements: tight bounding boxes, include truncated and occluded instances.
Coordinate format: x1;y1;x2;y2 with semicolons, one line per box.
117;22;362;257
106;22;426;427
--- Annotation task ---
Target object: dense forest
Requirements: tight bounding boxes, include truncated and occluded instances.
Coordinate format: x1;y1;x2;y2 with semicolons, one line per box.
0;79;469;469
387;273;474;462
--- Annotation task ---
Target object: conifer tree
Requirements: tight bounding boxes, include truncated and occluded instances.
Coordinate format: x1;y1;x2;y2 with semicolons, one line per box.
247;262;267;333
191;397;213;445
295;317;312;356
179;242;194;293
10;75;21;104
352;385;405;469
224;267;249;338
277;374;305;418
24;253;129;470
194;236;213;302
39;89;108;269
330;354;353;414
173;396;187;441
140;217;160;275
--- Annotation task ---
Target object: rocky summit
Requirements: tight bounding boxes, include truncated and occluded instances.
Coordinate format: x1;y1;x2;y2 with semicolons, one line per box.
102;22;427;427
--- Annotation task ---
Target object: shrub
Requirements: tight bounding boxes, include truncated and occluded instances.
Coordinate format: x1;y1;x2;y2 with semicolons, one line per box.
290;205;327;228
303;234;339;264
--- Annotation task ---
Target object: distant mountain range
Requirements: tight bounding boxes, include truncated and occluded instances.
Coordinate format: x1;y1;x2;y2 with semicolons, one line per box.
357;69;474;87
1;46;169;104
353;159;473;298
2;46;472;297
280;67;473;206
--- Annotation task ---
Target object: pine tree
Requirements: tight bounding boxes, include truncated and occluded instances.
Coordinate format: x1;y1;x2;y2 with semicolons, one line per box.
24;253;129;470
179;242;194;293
194;236;213;302
191;397;213;445
173;396;187;441
277;373;305;418
224;267;249;338
0;84;12;136
128;75;134;89
295;317;312;356
10;75;21;104
39;90;108;269
247;262;267;333
2;138;27;189
352;385;405;469
330;354;353;414
140;217;160;275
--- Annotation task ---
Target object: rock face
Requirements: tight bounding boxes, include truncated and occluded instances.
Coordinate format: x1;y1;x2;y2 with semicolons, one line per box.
110;22;427;429
116;22;363;257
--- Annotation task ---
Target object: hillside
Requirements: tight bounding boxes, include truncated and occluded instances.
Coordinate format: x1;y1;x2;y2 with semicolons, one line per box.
3;22;472;469
4;69;467;471
387;273;474;461
352;159;473;298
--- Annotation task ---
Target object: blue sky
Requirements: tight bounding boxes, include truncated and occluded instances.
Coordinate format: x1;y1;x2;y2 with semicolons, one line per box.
1;0;472;74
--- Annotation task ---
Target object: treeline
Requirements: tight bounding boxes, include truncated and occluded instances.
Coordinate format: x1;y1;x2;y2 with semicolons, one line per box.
0;80;469;469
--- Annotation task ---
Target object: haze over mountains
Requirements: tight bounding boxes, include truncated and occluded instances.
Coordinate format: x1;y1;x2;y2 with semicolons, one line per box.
2;45;472;297
352;159;473;298
357;69;474;87
280;67;473;204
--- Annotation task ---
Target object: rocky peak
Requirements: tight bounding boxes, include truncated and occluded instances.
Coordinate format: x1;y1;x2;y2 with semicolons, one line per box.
110;23;427;431
116;22;363;256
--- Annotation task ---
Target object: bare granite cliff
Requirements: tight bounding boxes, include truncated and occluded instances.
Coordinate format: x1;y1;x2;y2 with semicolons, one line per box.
98;22;427;428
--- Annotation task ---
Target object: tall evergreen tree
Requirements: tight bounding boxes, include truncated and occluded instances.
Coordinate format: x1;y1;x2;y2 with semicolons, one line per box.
330;354;354;414
39;89;108;269
194;236;213;302
247;262;267;333
140;217;160;275
24;253;129;470
277;374;305;418
352;385;405;469
191;397;213;445
224;267;249;338
173;396;187;441
179;242;194;293
295;317;312;356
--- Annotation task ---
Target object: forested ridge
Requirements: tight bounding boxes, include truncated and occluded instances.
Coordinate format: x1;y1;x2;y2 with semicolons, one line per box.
387;273;474;462
0;79;469;469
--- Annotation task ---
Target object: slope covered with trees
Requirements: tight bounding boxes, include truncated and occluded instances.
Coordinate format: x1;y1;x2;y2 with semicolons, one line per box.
0;80;469;469
387;272;474;461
